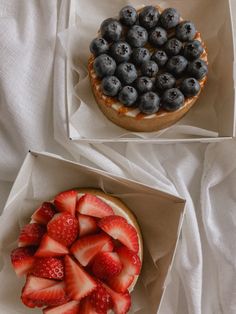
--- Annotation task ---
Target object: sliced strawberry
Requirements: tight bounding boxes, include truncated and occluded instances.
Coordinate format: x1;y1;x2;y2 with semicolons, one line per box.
31;202;56;225
77;214;98;237
89;282;113;313
116;246;141;276
18;223;46;247
70;233;113;266
64;255;97;300
98;216;139;253
107;271;134;293
77;194;114;218
43;300;80;314
80;297;100;314
54;190;77;216
92;252;122;280
31;257;64;280
101;237;114;252
11;247;35;277
47;212;78;247
35;234;69;257
101;282;131;314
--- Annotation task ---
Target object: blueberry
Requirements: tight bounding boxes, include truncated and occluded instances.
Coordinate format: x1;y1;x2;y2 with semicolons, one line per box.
132;47;150;65
151;50;168;67
139;92;160;114
135;76;153;94
183;40;204;60
160;8;180;29
139;6;160;29
116;62;138;84
118;86;138;106
149;27;168;47
164;38;182;56
100;18;123;42
187;59;208;80
101;76;122;97
119;5;138;26
156;73;176;93
93;54;116;78
89;37;109;56
180;77;200;97
110;41;132;63
141;60;159;77
176;21;196;42
126;25;148;48
162;88;185;111
166;55;188;77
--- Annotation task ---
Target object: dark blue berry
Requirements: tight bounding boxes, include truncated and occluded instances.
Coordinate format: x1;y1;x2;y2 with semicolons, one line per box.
164;38;183;56
156;73;176;93
116;62;138;84
100;18;123;42
176;21;196;42
135;76;153;94
151;50;168;67
118;86;138;106
166;55;188;77
149;27;168;47
183;40;204;60
90;38;109;56
180;78;200;97
162;88;185;111
160;8;180;29
132;47;150;65
126;25;148;48
110;41;132;63
119;6;138;26
101;76;122;96
187;59;208;80
139;92;160;114
93;54;116;78
139;6;160;29
141;60;159;77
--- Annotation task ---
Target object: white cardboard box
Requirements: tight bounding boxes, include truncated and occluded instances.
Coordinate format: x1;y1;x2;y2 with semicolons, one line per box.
63;0;235;143
0;151;186;314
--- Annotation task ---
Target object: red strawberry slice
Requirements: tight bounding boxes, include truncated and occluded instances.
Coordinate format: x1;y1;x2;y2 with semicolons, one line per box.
22;275;58;295
43;300;80;314
11;247;35;277
80;297;100;314
18;223;46;247
98;216;139;253
31;202;56;225
31;257;64;280
101;282;131;314
77;194;114;218
89;282;113;313
116;246;141;276
35;234;69;257
77;214;98;237
54;190;77;216
92;252;122;280
107;271;134;293
47;212;79;247
70;233;113;266
64;255;97;300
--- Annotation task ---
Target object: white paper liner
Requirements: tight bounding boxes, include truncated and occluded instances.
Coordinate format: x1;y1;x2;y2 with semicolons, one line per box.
0;152;185;314
62;0;234;141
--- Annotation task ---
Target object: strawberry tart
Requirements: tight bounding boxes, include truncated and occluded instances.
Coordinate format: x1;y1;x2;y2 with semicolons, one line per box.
10;188;143;314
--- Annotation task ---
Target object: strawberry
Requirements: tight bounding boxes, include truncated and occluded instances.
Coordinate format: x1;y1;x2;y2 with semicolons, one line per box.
43;300;80;314
80;297;100;313
47;212;78;247
70;233;113;266
64;255;97;300
98;216;139;253
54;190;77;216
11;247;35;277
35;234;69;257
31;257;64;280
31;202;56;225
116;246;141;276
77;214;98;237
92;252;122;280
77;194;114;218
107;271;134;293
18;223;46;247
90;282;113;313
22;275;58;295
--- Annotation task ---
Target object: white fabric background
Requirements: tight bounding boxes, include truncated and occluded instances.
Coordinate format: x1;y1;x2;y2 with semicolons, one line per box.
0;1;236;313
